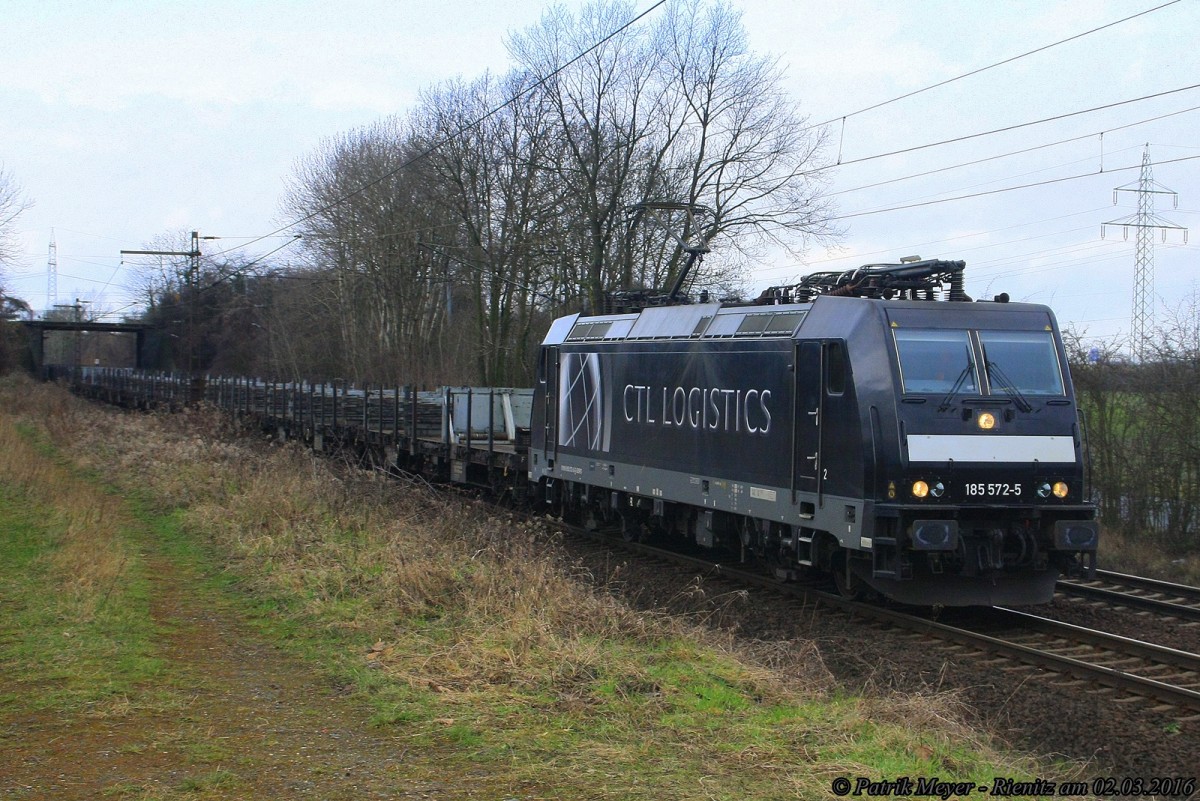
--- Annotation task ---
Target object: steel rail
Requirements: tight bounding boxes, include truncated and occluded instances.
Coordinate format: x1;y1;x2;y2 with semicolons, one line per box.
1094;568;1200;600
1057;569;1200;622
608;537;1200;713
992;605;1200;677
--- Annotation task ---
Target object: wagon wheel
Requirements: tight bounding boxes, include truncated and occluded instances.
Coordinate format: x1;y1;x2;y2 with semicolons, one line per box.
619;511;644;543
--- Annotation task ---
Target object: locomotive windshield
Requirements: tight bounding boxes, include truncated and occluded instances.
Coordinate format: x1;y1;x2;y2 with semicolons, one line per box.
979;330;1065;396
893;329;977;394
894;327;1065;397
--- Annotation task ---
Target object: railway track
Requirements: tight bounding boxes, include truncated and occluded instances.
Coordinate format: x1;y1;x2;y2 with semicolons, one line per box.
579;531;1200;715
984;606;1200;713
1057;569;1200;623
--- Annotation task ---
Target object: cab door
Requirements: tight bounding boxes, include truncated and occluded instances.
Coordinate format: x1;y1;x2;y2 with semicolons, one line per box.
540;345;559;465
795;341;823;497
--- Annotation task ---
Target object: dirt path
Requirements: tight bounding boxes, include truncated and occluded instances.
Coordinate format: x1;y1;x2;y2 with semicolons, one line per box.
2;552;457;800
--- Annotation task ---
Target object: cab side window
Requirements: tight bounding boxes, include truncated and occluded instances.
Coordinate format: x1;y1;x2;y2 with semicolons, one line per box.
826;341;846;395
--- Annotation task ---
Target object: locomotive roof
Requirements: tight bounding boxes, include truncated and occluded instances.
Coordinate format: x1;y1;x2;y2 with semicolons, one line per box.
544;295;1056;346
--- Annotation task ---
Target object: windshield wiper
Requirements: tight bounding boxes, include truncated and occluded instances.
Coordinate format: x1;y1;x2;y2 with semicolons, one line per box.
986;361;1033;412
938;361;976;412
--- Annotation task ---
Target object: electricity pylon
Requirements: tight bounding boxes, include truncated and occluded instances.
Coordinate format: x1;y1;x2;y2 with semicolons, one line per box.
46;230;57;311
1102;145;1187;359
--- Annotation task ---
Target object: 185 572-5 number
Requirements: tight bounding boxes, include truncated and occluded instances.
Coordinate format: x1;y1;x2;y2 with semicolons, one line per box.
964;482;1022;497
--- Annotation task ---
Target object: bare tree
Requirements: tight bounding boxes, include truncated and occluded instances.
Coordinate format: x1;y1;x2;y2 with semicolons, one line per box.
1067;300;1200;560
122;230;196;312
282;119;465;385
416;71;566;384
1;166;32;293
653;0;838;282
122;231;283;373
269;0;841;385
1136;300;1200;549
507;0;836;310
507;0;666;311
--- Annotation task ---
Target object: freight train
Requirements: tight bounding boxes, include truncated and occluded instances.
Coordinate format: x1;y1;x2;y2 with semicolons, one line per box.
74;259;1099;607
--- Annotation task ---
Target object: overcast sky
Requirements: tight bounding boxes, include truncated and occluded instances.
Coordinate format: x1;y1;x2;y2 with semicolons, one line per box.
2;0;1196;346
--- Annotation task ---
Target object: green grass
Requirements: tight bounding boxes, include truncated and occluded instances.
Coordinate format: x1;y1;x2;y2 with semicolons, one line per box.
175;769;240;792
0;484;162;716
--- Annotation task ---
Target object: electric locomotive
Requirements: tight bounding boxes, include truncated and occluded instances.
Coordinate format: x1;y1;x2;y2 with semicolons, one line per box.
529;259;1099;606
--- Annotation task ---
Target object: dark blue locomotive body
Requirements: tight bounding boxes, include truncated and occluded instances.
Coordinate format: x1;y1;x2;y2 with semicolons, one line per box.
529;269;1098;606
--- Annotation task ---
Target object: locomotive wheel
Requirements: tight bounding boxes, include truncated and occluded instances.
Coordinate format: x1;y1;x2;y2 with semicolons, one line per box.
832;555;864;601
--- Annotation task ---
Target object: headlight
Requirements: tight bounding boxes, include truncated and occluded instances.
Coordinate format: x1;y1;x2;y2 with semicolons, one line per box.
977;412;996;430
930;481;945;498
1038;481;1070;499
912;480;929;498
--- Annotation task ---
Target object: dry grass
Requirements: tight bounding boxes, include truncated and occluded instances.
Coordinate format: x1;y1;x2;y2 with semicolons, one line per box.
0;388;132;620
2;374;1070;797
1098;525;1200;586
2;375;697;697
69;405;683;682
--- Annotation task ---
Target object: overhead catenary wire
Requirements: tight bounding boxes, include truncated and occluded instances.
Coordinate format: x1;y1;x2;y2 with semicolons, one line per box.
240;29;1197;267
208;0;669;261
181;1;671;301
759;207;1113;276
234;93;1200;279
805;0;1182;133
148;0;1190;312
828;83;1200;171
193;0;1176;267
828;104;1200;198
818;153;1200;223
56;0;1186;333
198;236;303;293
